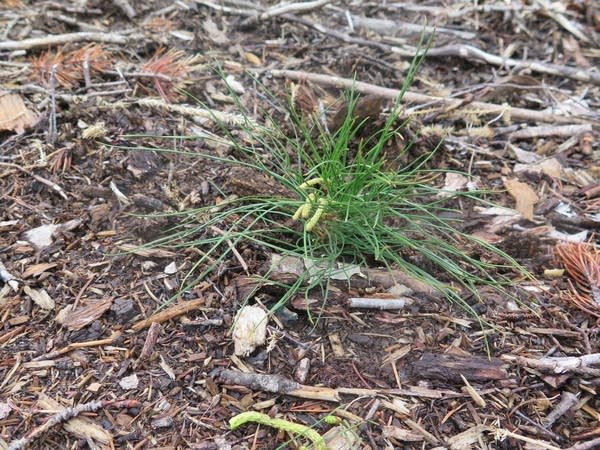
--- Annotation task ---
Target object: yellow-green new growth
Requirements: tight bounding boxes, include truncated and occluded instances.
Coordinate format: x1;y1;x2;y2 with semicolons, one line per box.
293;178;329;232
305;197;328;232
229;411;329;450
298;177;324;190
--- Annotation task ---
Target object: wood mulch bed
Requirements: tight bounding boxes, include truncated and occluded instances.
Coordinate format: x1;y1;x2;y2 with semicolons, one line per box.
1;1;599;449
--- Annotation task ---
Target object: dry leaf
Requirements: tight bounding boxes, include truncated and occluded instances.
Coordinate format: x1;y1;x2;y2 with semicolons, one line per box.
23;286;55;310
22;262;57;279
169;30;195;41
438;172;469;197
562;35;590;68
119;244;177;258
514;157;562;178
503;178;539;220
23;219;82;249
224;75;245;94
159;354;176;380
382;426;423;442
119;373;139;390
232;305;268;356
0;402;11;419
244;52;262;66
0;92;38;134
55;297;112;330
202;18;229;44
23;224;58;248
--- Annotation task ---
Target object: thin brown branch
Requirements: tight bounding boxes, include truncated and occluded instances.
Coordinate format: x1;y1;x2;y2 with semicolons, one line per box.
131;298;212;331
31;332;121;361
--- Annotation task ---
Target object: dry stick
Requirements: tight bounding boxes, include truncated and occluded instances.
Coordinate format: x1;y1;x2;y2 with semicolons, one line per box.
501;353;600;376
534;0;593;44
111;0;137;19
513;410;564;442
0;162;68;200
257;0;330;20
494;429;562;450
193;0;249;16
0;32;127;51
215;369;476;403
128;98;251;126
0;325;26;345
213;0;600;86
134;322;162;368
210;225;249;275
31;332;121;361
11;83;132;102
388;2;534;17
347;297;414;310
543;391;579;428
215;369;341;402
48;65;57;145
349;15;476;40
198;0;402;53
565;437;600;450
6;398;140;450
45;11;106;33
131;298;212;331
266;69;596;125
508;124;592;140
425;44;600;85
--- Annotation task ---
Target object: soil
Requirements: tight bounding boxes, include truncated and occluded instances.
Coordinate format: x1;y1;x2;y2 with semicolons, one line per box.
1;1;600;449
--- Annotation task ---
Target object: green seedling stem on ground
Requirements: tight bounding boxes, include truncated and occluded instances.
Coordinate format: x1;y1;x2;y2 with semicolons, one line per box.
229;411;328;450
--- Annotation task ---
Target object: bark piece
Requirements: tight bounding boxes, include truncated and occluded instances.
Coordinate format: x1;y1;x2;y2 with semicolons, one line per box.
410;352;508;383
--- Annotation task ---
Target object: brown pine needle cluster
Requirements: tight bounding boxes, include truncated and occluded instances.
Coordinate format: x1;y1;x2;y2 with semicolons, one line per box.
554;240;600;318
30;51;78;89
143;17;177;32
139;48;190;102
69;44;112;73
29;44;112;89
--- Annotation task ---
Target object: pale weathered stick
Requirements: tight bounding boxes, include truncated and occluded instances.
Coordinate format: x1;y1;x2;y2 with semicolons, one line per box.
7;397;140;450
0;260;18;291
0;32;127;51
258;0;331;20
534;0;593;44
501;353;600;376
350;15;476;40
348;297;414;310
508;124;592;140
266;69;597;124
426;44;600;85
111;0;137;19
204;0;600;85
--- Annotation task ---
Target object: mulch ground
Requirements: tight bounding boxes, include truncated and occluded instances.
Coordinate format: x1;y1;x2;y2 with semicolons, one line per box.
1;1;600;449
